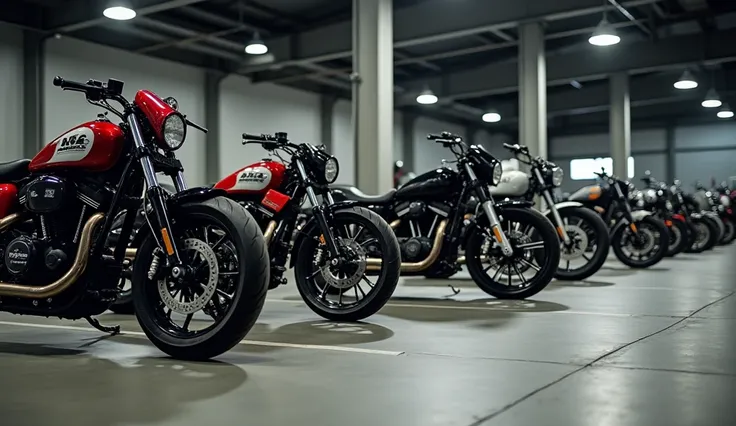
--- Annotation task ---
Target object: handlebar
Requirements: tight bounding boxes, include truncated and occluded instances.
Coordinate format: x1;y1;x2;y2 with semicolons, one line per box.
53;75;125;100
427;132;462;143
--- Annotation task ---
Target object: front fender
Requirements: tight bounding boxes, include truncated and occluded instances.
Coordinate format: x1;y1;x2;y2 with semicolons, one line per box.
288;200;361;269
494;199;534;208
630;209;653;222
541;201;584;216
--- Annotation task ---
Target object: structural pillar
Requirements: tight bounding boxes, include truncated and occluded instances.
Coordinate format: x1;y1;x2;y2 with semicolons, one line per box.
665;123;676;182
609;72;631;179
400;113;416;172
518;22;548;160
204;71;224;185
22;30;45;159
320;96;337;152
353;0;394;193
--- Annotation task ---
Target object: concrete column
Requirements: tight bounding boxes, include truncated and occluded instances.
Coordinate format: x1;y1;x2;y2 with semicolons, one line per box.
204;71;224;185
353;0;394;193
665;124;675;182
400;113;416;172
23;30;45;158
609;72;631;179
320;96;337;153
518;22;548;160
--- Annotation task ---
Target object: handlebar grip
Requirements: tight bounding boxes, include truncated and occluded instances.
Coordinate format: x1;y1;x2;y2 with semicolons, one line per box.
242;133;266;141
53;76;64;87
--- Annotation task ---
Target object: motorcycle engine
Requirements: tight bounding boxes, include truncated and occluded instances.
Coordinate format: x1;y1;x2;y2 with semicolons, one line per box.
400;237;432;262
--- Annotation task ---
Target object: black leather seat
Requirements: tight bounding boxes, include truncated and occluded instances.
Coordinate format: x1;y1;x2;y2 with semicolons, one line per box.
331;185;396;203
0;159;30;181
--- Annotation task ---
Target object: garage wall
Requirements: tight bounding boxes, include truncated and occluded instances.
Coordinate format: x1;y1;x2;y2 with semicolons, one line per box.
550;129;668;193
674;122;736;189
44;36;207;186
219;74;321;183
413;117;465;173
0;25;24;161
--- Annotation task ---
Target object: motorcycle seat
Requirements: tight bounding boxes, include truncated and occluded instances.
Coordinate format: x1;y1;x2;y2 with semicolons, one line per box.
332;185;396;203
0;159;31;182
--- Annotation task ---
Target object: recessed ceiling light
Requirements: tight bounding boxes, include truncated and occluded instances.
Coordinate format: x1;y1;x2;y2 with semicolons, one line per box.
482;112;501;123
103;6;136;20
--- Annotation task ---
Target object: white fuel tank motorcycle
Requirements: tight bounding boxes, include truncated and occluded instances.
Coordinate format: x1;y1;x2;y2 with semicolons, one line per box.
490;144;611;281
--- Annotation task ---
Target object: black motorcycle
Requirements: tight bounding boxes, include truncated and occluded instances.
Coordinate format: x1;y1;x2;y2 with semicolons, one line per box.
333;132;561;300
673;181;720;253
492;143;610;281
629;172;690;257
569;168;669;268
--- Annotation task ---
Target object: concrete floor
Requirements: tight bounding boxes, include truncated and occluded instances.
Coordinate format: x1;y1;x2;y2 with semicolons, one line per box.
0;246;734;426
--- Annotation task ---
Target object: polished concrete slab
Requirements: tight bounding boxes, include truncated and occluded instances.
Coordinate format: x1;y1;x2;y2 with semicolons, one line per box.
0;244;733;426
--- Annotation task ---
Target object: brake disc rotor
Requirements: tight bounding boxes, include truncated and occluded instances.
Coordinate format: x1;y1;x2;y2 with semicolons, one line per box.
320;238;367;289
158;238;219;315
626;227;656;256
561;224;589;261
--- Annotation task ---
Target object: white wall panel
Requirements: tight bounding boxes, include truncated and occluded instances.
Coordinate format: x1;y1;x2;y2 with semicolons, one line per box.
0;25;24;161
675;122;736;149
219;75;320;182
475;130;512;159
44;37;206;185
675;150;736;190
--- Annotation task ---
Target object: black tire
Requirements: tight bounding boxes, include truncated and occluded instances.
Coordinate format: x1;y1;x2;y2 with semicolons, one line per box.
294;206;401;321
552;207;610;281
465;207;560;299
684;218;714;253
611;216;668;268
701;215;722;250
132;197;269;361
665;218;690;257
720;218;735;244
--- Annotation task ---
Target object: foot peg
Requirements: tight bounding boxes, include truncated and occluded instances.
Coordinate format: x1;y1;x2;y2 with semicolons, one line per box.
85;316;121;335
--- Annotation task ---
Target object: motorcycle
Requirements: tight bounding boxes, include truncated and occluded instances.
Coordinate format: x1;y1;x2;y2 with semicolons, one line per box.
568;168;669;268
629;171;690;257
677;182;720;253
109;132;402;322
493;144;611;281
689;183;727;246
216;132;401;321
333;132;561;300
0;76;269;360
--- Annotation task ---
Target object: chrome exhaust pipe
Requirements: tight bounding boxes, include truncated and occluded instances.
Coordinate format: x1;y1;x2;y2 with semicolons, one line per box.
0;213;105;298
366;220;447;273
263;220;277;246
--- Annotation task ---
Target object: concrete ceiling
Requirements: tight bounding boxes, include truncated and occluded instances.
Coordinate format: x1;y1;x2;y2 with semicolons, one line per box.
4;0;736;135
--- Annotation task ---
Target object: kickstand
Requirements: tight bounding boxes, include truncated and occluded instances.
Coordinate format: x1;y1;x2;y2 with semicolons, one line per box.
85;316;121;335
446;283;461;296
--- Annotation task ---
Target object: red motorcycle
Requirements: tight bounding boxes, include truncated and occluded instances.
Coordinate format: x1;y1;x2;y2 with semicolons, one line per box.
0;76;269;360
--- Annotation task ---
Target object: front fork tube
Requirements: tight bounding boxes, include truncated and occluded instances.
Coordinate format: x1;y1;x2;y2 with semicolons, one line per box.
306;186;341;258
127;113;182;266
477;194;514;257
542;190;571;244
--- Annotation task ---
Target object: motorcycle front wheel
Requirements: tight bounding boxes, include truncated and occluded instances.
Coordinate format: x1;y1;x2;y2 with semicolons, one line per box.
465;207;560;299
132;197;269;361
552;207;610;281
665;218;690;257
684;217;715;253
720;218;735;245
611;216;668;268
294;206;401;321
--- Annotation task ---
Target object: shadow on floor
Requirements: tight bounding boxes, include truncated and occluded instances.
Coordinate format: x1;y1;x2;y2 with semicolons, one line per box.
549;279;615;289
0;342;247;426
249;320;394;347
401;278;478;289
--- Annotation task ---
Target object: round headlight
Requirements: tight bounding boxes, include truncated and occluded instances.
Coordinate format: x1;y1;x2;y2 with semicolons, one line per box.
721;195;731;207
644;188;658;204
665;200;673;211
324;156;339;183
551;167;564;187
492;162;503;186
162;113;186;150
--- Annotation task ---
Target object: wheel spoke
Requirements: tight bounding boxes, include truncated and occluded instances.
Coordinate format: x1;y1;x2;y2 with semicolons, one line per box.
351;226;365;242
516;241;546;251
361;276;375;288
182;314;193;331
582;253;592;262
491;261;506;281
512;262;529;287
518;258;541;272
565;260;570;271
210;234;227;251
359;238;378;247
355;280;368;297
219;271;239;276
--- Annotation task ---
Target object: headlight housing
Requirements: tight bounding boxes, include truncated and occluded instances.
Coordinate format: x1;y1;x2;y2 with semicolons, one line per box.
644;188;658;204
162;113;186;150
492;161;503;186
324;157;339;183
551;166;564;187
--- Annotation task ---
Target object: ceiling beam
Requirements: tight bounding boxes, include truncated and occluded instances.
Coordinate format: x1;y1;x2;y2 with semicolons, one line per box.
50;0;208;34
239;0;663;73
396;28;736;105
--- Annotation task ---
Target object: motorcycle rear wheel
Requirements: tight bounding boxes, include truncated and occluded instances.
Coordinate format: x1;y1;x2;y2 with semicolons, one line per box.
665;218;690;257
465;207;560;299
684;218;715;253
133;197;269;361
720;218;735;245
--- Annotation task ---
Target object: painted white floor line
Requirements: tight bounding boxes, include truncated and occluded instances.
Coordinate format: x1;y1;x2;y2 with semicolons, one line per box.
265;298;641;317
0;320;403;356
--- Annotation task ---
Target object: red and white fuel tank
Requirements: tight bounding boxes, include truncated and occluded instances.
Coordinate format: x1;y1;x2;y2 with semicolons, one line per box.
29;121;125;173
214;160;286;195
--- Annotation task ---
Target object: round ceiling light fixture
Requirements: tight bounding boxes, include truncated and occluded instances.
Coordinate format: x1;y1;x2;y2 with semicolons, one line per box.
674;70;698;90
588;18;620;46
416;88;438;105
482;111;501;123
245;32;268;55
103;5;137;20
717;104;734;119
